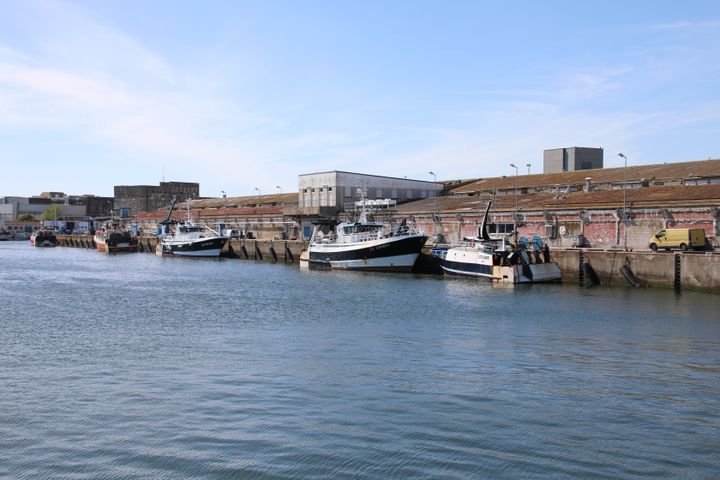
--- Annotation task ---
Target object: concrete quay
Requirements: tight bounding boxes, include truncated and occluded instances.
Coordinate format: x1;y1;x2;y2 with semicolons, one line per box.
552;248;720;293
54;234;718;292
57;234;307;264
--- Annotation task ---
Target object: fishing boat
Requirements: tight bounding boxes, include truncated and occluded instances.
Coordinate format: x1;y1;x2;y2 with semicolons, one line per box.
307;190;427;272
432;201;561;283
94;224;138;253
156;196;228;257
30;229;58;247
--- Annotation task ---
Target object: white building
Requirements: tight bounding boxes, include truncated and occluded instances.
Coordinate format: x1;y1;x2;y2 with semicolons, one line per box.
297;171;443;212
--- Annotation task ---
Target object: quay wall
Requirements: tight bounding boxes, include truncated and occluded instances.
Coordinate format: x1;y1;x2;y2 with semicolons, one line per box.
552;249;720;292
56;234;307;264
53;235;720;291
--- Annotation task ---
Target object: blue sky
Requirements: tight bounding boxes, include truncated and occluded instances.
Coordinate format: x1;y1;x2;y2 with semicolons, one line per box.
1;0;719;197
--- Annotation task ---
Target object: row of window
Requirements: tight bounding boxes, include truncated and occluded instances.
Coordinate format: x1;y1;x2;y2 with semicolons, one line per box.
302;187;433;207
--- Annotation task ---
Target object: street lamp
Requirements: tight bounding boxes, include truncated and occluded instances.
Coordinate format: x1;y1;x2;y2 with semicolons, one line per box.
526;163;531;175
221;191;227;232
618;153;628;250
510;163;519;242
429;171;438;233
276;185;283;195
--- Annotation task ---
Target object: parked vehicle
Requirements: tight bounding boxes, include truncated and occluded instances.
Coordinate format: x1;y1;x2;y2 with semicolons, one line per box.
648;228;706;252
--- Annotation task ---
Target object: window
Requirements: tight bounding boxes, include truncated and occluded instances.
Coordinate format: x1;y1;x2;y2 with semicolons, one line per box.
406;190;413;199
391;189;398;199
487;223;514;234
376;188;383;198
344;187;352;198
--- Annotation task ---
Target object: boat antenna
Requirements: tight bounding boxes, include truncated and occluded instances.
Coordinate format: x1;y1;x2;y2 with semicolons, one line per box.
357;187;368;223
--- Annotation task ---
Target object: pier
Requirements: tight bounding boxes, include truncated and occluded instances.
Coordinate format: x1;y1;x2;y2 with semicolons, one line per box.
56;234;307;264
54;233;720;292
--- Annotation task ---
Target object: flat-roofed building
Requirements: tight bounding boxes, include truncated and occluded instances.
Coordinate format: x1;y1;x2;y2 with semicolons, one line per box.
544;147;603;173
114;181;199;217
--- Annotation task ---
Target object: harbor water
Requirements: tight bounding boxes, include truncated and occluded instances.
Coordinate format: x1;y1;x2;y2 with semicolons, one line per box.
1;242;719;479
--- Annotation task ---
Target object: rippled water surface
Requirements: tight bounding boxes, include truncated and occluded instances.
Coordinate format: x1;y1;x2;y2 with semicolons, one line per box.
1;242;719;479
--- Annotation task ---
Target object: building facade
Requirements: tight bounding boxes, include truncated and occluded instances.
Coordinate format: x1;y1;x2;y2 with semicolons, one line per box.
544;147;603;173
114;181;199;217
297;171;442;214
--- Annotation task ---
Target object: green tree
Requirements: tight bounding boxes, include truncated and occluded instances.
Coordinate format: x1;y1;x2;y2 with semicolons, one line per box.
42;205;63;221
17;214;36;221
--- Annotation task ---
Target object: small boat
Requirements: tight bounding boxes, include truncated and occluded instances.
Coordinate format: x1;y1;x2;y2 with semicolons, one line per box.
307;189;427;272
156;196;228;258
30;229;58;247
432;201;561;284
94;224;138;253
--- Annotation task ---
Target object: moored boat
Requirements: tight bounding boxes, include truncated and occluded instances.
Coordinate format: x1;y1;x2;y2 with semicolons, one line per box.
308;190;427;272
432;201;561;284
156;196;228;258
94;224;138;253
30;229;58;247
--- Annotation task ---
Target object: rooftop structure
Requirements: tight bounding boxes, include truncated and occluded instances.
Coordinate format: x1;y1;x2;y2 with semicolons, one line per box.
543;147;603;173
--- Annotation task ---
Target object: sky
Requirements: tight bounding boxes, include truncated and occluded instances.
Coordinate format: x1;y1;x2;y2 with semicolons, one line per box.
1;0;719;197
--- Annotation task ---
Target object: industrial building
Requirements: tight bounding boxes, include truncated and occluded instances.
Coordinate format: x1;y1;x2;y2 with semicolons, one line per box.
296;170;442;214
0;193;113;229
114;181;199;217
543;147;603;173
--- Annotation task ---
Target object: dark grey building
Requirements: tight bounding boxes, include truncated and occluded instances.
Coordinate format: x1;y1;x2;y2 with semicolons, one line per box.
543;147;603;174
114;181;199;216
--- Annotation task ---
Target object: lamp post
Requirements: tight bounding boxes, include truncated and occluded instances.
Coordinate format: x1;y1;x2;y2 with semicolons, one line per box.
254;187;261;200
618;153;628;250
276;185;283;195
526;163;531;175
221;190;227;234
510;163;519;243
429;171;437;237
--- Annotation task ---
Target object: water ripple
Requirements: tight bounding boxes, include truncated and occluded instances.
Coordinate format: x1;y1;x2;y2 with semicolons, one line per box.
1;242;720;479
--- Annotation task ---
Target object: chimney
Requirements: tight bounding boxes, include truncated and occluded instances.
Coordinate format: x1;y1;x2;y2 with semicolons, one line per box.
584;177;592;192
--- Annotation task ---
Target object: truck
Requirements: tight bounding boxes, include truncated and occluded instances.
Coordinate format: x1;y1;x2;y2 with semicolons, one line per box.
648;228;706;252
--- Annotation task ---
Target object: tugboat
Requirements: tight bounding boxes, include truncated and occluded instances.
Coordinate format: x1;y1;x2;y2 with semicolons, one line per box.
94;224;138;253
30;229;58;247
307;189;427;272
432;200;561;283
156;196;228;258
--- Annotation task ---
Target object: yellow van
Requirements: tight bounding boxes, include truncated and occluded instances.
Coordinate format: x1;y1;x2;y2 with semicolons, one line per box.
648;228;706;252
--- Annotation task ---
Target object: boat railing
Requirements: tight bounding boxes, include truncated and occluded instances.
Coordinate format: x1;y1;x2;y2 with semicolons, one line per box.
312;223;419;245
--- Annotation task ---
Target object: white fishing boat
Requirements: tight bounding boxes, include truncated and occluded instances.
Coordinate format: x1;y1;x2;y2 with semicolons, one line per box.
308;190;427;272
432;201;561;283
156;197;228;258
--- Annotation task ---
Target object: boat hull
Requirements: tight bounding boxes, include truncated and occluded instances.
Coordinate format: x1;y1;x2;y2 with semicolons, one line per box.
435;256;494;278
158;236;228;258
309;234;427;272
95;237;138;253
30;234;57;247
433;246;561;283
